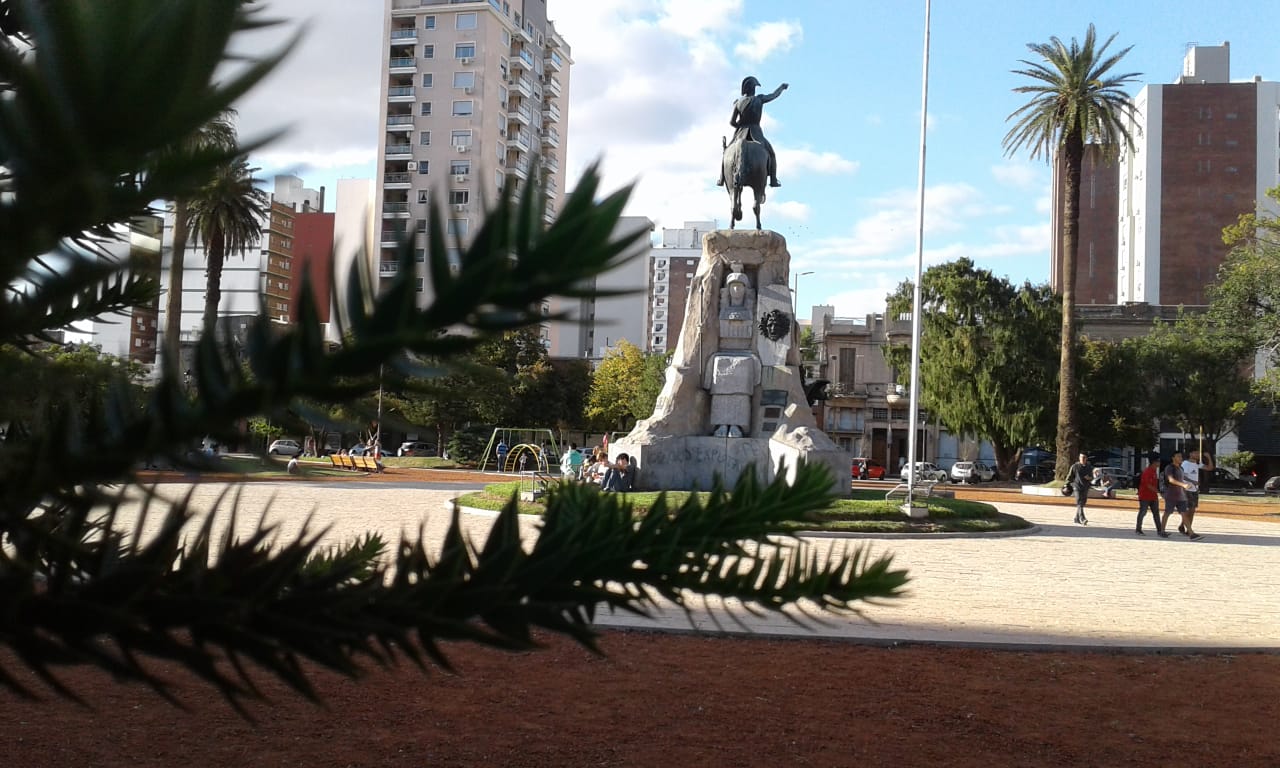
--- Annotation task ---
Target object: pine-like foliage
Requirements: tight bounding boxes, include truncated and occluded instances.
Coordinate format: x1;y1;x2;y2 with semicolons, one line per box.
0;0;908;706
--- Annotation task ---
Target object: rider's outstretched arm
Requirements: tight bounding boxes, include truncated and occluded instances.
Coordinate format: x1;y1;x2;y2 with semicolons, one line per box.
761;83;789;103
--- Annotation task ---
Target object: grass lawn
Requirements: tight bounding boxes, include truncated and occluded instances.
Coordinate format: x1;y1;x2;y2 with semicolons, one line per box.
212;456;351;478
379;456;464;470
454;484;1030;534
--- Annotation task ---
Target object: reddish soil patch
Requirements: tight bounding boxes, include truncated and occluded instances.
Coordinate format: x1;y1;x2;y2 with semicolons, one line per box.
3;631;1277;767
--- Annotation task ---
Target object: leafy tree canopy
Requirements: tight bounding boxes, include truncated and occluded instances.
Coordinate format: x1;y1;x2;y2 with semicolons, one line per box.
1213;185;1280;402
885;258;1059;479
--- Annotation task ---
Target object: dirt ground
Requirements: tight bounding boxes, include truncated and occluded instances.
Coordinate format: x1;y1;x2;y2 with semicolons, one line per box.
3;630;1278;768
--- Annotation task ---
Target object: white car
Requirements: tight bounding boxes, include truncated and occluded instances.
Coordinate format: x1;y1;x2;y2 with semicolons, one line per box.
267;438;301;457
951;461;995;483
901;461;948;483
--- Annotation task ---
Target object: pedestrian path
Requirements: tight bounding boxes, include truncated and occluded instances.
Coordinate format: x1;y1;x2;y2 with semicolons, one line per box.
117;484;1280;651
594;500;1280;650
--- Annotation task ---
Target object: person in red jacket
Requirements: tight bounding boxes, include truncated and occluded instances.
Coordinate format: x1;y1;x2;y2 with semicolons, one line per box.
1136;451;1169;537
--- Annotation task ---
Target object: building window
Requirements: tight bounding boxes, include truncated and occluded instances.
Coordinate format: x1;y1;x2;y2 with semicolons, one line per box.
420;101;432;116
417;190;429;203
450;129;472;147
456;12;477;30
452;100;473;117
872;408;888;420
447;218;469;236
423;15;436;29
415;247;426;262
449;189;470;205
421;73;433;88
416;218;427;234
419;130;431;145
450;159;471;175
453;71;476;89
415;277;425;293
422;44;434;59
454;43;476;59
417;161;430;175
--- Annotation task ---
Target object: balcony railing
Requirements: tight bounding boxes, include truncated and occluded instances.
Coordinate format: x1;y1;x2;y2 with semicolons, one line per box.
542;102;561;123
390;28;417;40
385;143;412;155
383;201;410;213
546;76;562;97
384;172;411;184
387;86;414;98
541;127;559;148
387;114;413;125
545;50;563;71
379;261;399;276
389;57;415;69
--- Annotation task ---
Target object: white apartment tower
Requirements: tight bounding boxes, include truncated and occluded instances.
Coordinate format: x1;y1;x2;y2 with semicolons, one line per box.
377;0;571;302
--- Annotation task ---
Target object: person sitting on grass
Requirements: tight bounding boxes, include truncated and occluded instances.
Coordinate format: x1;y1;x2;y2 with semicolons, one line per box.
601;453;633;493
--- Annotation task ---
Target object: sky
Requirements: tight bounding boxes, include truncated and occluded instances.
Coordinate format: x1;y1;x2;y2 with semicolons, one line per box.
231;0;1280;320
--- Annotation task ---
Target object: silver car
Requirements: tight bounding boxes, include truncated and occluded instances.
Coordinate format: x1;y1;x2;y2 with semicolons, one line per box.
950;461;995;483
268;438;301;456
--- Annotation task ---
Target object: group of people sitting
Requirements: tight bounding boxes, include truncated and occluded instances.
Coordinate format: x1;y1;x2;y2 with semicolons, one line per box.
560;443;633;492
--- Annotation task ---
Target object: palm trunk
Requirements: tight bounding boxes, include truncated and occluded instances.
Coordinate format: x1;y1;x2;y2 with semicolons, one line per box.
164;199;191;367
1054;134;1084;480
202;226;225;333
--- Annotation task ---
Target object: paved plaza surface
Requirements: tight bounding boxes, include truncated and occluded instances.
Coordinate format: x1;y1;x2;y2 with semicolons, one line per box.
121;482;1280;652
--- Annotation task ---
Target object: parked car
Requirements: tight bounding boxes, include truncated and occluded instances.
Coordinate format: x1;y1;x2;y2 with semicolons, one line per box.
851;458;887;480
267;438;301;457
1205;466;1255;490
901;462;948;483
349;443;369;456
1093;466;1132;490
1264;476;1280;496
1015;463;1055;483
398;441;435;457
950;461;995;483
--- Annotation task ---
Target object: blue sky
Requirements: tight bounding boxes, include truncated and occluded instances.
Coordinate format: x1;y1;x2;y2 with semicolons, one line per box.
234;0;1280;319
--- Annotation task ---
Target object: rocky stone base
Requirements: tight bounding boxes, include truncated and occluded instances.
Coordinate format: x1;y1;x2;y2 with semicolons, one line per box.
614;435;849;497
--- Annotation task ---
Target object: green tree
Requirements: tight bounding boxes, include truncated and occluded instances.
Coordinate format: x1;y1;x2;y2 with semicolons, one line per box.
186;154;269;331
1138;313;1253;449
885;259;1059;480
0;0;907;704
1003;24;1140;479
1076;337;1156;452
1213;185;1280;402
585;340;650;431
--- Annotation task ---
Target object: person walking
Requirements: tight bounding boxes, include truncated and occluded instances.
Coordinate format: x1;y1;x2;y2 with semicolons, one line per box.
1160;450;1200;540
1179;449;1213;535
560;442;584;481
495;439;508;472
1135;451;1168;536
1067;452;1093;525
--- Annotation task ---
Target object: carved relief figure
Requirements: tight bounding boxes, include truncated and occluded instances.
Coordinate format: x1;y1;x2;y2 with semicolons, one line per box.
705;265;762;437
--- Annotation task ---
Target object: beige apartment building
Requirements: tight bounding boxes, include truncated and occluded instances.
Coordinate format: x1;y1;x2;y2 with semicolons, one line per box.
377;0;570;306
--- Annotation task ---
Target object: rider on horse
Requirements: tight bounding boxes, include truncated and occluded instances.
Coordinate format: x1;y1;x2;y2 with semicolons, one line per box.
718;76;788;188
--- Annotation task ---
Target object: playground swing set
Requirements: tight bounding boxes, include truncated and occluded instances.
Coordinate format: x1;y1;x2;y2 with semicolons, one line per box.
479;427;563;474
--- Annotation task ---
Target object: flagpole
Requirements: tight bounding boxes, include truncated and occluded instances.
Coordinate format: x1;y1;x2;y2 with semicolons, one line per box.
904;0;932;515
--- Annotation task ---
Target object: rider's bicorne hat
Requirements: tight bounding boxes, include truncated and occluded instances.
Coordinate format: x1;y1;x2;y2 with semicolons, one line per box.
740;76;761;95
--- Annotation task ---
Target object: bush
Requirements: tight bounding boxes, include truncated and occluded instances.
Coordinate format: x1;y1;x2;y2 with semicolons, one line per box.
447;424;493;464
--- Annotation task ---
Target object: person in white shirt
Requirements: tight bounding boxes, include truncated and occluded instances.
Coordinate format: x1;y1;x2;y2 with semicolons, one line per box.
1178;450;1213;536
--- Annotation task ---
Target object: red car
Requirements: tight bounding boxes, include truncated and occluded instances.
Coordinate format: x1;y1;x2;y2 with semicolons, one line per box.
851;458;886;480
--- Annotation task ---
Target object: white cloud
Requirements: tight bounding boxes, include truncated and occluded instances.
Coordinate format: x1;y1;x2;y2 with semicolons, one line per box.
991;161;1044;189
734;20;803;63
778;148;859;175
657;0;742;38
770;200;811;222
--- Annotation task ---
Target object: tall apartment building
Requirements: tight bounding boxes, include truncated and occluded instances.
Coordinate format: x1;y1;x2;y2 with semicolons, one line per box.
1058;43;1280;306
543;216;652;360
648;221;716;353
377;0;570;303
65;217;165;365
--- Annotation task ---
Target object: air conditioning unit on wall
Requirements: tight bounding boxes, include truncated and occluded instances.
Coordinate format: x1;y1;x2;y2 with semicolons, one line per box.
453;203;467;212
406;161;417;171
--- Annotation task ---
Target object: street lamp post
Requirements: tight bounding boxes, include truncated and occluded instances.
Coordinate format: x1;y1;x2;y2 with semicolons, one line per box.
792;270;814;318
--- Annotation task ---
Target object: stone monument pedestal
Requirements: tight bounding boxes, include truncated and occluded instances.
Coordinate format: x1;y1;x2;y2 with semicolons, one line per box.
612;229;850;496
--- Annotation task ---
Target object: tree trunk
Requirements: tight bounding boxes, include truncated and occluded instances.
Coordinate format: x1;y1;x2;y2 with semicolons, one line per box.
992;442;1021;483
1054;134;1084;481
164;199;191;368
202;226;225;334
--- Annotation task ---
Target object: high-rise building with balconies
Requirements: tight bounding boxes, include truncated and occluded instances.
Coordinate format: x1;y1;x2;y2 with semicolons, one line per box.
377;0;570;304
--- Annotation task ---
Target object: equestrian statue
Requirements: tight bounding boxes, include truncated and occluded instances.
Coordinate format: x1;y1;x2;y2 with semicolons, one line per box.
718;76;787;230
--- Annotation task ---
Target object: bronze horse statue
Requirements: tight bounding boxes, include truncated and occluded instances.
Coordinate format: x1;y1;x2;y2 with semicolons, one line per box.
721;135;769;230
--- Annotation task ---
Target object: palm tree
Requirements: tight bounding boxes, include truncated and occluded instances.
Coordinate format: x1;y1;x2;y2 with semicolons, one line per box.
185;154;268;332
163;112;238;363
1002;24;1139;479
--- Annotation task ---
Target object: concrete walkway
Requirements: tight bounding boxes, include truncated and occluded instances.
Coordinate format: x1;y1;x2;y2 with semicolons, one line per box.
117;484;1280;651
